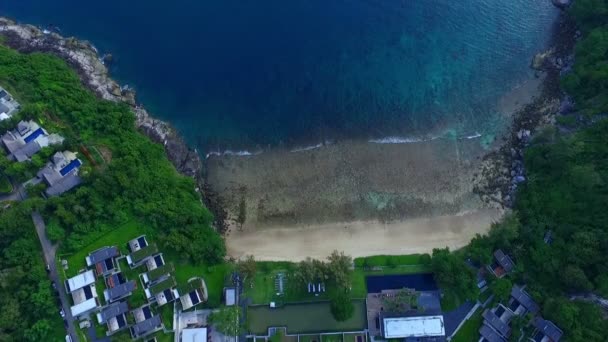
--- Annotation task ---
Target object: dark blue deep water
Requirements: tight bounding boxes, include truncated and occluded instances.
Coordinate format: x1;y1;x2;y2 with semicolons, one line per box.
0;1;558;151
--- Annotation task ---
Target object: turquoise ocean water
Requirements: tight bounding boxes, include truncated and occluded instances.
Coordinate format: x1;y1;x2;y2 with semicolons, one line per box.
0;0;558;152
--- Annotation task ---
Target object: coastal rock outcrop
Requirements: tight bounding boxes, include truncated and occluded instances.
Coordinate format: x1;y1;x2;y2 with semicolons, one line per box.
552;0;572;9
0;17;228;230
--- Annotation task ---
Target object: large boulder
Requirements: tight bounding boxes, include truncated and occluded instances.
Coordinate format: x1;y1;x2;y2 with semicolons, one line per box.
552;0;571;9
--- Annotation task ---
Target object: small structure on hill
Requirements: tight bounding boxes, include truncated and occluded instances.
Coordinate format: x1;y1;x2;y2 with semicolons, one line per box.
97;301;129;336
86;246;119;277
146;276;179;307
127;235;148;253
509;285;539;316
65;270;100;318
179;278;209;311
1;120;63;161
104;272;137;303
532;317;563;342
0;87;20;120
36;150;83;197
488;250;515;278
127;243;158;268
130;304;163;340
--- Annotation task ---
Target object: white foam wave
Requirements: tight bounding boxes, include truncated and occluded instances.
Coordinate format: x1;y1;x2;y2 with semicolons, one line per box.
463;132;482;140
368;136;437;144
205;150;262;158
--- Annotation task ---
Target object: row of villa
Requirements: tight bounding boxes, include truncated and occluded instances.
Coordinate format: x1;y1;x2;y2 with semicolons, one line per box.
479;250;563;342
64;235;208;340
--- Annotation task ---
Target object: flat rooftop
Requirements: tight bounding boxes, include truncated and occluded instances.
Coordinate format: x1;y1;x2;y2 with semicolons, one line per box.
383;315;445;339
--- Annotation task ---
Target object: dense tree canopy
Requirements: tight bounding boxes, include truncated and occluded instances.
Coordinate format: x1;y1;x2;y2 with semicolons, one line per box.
0;44;225;264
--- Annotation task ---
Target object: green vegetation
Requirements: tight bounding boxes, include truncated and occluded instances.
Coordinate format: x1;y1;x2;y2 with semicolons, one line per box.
0;44;225;264
329;291;354;322
0;171;12;193
451;307;483;342
209;306;243;335
431;248;478;310
0;200;64;341
353;254;430;268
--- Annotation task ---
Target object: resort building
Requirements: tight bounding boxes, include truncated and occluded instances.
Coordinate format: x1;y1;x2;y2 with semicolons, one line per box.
145;276;179;307
380;314;446;340
509;285;539;316
142;263;175;286
36;150;83;197
64;270;100;318
531;317;563;342
488;249;515;278
127;243;158;268
1;120;64;162
181;327;208;342
0;87;20;120
128;235;148;253
179;278;208;311
481;308;512;341
97;301;130;336
146;253;166;271
86;246;119;277
130;305;163;339
104;272;137;303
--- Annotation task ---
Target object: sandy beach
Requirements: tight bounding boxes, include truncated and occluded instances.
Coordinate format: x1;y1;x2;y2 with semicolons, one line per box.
225;208;503;261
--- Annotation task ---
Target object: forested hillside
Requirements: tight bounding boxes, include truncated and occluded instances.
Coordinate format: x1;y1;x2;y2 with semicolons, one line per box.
466;1;608;340
0;45;225;264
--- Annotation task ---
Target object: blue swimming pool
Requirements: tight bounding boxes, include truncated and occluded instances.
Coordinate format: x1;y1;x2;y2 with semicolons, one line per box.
366;273;438;293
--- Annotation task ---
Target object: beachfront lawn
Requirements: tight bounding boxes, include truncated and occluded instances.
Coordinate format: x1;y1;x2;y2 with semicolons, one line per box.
451;307;483;342
246;261;332;305
354;254;430;267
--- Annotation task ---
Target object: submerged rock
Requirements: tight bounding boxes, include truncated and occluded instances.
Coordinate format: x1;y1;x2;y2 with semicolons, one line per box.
552;0;571;9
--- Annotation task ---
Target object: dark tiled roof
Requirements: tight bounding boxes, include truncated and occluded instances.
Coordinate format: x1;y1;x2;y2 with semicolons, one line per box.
533;317;563;342
89;246;119;264
511;286;539;314
99;302;129;323
479;324;507;342
45;174;82;196
108;281;136;301
494;250;515;273
482;309;511;338
130;315;162;337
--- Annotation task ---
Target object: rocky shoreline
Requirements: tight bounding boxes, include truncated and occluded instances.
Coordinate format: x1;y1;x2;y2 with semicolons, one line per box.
473;7;579;208
0;17;229;231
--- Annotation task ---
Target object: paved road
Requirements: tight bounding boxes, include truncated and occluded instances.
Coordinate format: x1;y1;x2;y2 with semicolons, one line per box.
32;211;79;342
0;183;26;202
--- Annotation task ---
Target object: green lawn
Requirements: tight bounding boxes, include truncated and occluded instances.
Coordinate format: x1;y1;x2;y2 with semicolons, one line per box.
322;335;343;342
451;307;483;342
49;315;67;342
299;335;321;342
171;260;233;307
62;220;147;277
159;303;174;330
353;254;429;267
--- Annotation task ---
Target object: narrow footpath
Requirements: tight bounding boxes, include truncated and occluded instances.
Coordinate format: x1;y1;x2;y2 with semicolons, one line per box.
32;211;79;342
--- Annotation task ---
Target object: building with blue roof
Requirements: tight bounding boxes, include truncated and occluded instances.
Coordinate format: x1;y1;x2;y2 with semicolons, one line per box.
36;150;83;196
